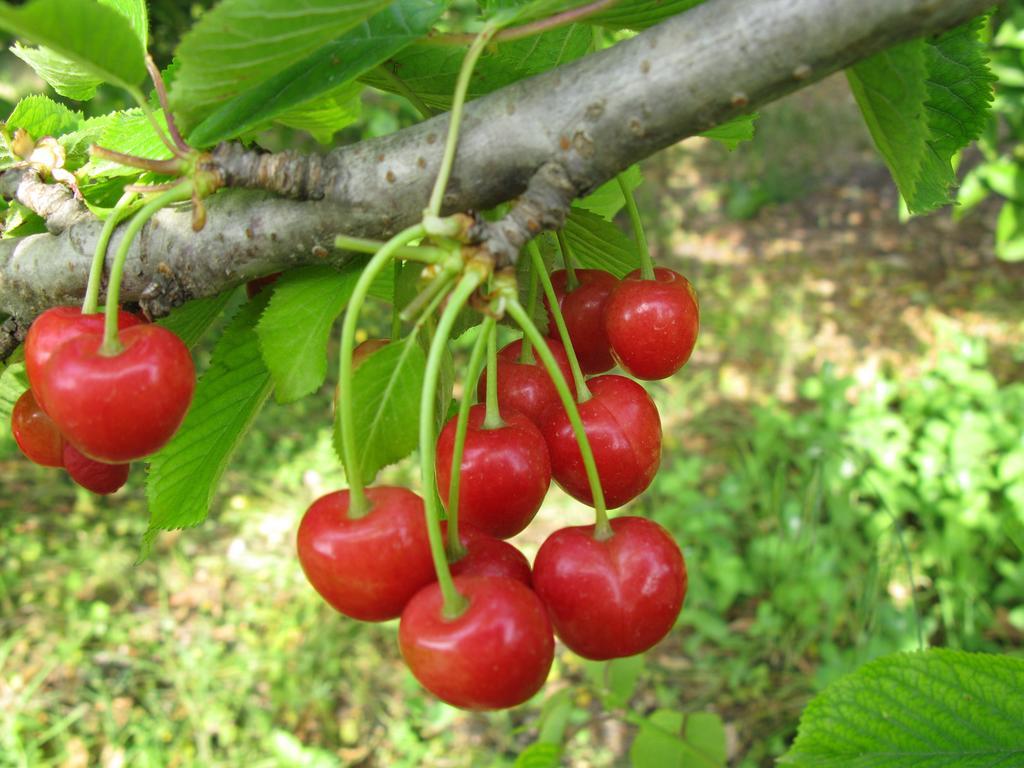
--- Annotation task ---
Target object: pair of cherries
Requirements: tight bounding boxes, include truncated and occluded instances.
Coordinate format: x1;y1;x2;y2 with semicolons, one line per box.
297;487;687;711
11;305;195;492
546;266;699;380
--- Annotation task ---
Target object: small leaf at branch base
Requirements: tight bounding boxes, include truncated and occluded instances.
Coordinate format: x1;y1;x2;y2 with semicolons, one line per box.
4;95;82;142
563;207;641;277
576;165;643;221
333;337;426;485
256;264;362;404
143;296;273;557
781;649;1024;767
700;113;758;150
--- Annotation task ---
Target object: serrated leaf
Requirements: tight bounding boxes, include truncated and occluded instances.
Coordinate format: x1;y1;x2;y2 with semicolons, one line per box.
143;297;273;553
333;337;425;485
59;114;120;170
781;649;1024;767
363;23;590;111
0;0;146;98
576;166;642;220
848;19;995;214
155;289;237;349
0;362;29;425
79;108;173;178
588;0;705;30
700;113;757;150
4;95;82;141
273;83;363;144
170;0;394;130
563;207;641;277
256;265;362;404
188;0;445;147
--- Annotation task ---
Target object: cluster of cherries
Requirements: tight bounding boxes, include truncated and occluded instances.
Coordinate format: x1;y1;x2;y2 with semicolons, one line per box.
297;263;699;710
9;306;195;493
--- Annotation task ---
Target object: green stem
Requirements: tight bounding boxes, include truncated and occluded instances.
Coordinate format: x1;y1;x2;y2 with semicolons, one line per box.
519;253;538;364
506;298;611;539
82;192;137;315
101;183;192;354
391;259;403;340
425;25;497;218
338;224;427;518
421;271;486;619
335;234;447;264
528;242;591;401
483;320;504;429
445;315;494;560
618;174;655;280
400;265;459;324
556;230;578;289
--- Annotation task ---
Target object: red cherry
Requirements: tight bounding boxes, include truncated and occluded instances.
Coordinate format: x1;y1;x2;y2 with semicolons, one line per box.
532;516;687;660
478;338;576;426
436;404;551;539
296;487;436;621
444;522;532;585
245;272;282;299
399;576;554;710
544;269;618;374
604;268;699;380
42;325;195;463
10;389;65;467
540;375;661;508
63;444;130;495
24;306;143;413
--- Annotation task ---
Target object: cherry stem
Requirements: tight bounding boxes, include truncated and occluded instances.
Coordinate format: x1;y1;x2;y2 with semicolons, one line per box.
144;55;190;155
338;224;427;518
482;320;504;429
82;192;137;315
528;241;592;402
556;230;579;289
100;182;192;355
400;264;459;324
445;314;495;560
618;174;655;280
506;297;611;539
518;253;538;364
425;24;497;219
422;0;617;46
391;260;403;340
374;64;435;119
334;234;448;264
422;270;487;620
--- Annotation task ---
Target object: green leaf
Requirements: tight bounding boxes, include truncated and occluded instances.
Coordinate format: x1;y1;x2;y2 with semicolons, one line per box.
848;18;995;214
333;337;425;485
143;297;274;554
170;0;394;130
996;200;1024;261
588;0;705;30
155;289;237;349
576;166;642;220
0;362;29;425
630;709;726;768
79;108;173;178
187;0;445;147
700;113;758;150
563;207;641;277
781;649;1024;767
273;83;363;144
977;158;1024;201
605;655;645;708
0;0;147;98
4;95;82;140
256;265;362;404
363;23;591;111
514;743;562;768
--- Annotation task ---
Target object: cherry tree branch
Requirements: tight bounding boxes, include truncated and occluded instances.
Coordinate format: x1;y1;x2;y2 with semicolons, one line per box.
0;0;997;355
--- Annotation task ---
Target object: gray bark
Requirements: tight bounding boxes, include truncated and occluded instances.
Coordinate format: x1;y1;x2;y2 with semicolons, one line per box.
0;0;998;331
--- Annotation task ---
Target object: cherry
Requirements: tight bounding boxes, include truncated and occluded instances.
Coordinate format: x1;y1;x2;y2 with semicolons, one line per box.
444;522;532;585
532;516;687;660
296;487;436;621
24;306;143;413
436;404;551;539
544;269;618;374
604;268;699;380
245;272;282;299
42;325;195;463
399;576;554;710
540;374;661;508
10;389;65;467
478;338;576;426
63;444;130;495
